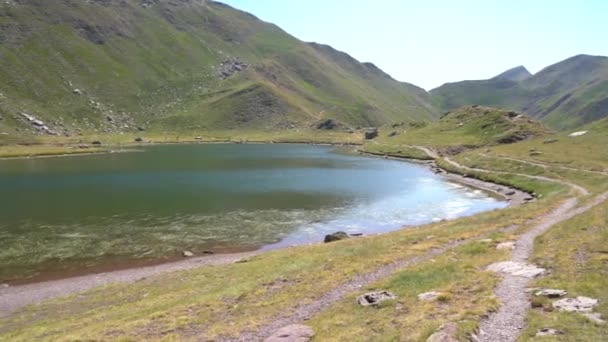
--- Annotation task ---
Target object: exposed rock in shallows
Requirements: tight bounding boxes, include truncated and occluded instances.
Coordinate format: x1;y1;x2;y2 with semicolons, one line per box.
324;231;349;243
357;291;396;306
264;324;314;342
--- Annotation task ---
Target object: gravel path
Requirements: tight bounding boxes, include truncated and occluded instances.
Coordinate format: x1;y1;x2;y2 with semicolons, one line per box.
442;156;590;196
478;153;608;177
0;251;260;318
406;145;589;196
477;191;608;342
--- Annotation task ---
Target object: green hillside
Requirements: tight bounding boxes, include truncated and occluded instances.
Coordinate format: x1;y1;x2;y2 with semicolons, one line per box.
431;55;608;130
0;0;437;140
364;105;552;157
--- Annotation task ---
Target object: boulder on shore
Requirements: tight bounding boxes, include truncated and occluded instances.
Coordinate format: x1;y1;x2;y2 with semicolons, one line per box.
324;231;349;243
364;128;379;140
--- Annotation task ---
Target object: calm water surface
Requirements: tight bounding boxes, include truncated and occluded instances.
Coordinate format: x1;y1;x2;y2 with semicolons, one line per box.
0;144;506;282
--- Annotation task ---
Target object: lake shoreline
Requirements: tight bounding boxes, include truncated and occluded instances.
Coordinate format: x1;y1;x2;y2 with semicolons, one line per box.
0;143;529;318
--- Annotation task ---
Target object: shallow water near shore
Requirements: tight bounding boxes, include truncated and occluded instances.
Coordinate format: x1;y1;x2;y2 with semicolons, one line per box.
0;143;506;283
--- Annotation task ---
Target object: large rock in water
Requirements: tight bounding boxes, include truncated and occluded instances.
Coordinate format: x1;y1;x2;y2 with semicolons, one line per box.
264;324;314;342
324;231;349;243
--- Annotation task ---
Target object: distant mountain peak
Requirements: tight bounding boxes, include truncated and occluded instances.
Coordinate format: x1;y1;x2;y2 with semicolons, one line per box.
493;65;532;82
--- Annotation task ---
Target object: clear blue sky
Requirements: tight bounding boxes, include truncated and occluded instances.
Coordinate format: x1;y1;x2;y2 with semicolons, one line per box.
220;0;607;90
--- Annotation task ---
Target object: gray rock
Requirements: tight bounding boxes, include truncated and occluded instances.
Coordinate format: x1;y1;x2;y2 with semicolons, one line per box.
182;251;194;257
536;328;564;337
315;119;339;130
73;89;82;95
426;323;458;342
134;137;144;142
418;291;443;301
496;241;516;250
324;231;349;243
583;313;606;325
357;291;396;306
553;296;598;313
486;261;545;278
534;289;567;298
264;324;314;342
364;128;379;140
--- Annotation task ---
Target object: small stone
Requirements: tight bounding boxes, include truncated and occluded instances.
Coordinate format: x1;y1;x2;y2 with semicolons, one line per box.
583;313;606;325
479;239;493;243
324;231;349;243
534;289;568;298
553;296;598;313
536;328;565;337
264;324;314;342
134;137;144;142
418;291;442;301
73;89;82;95
0;284;9;289
496;241;516;250
182;251;194;257
357;291;397;306
195;136;203;140
569;131;587;137
426;323;458;342
91;141;102;145
486;261;545;278
505;191;516;196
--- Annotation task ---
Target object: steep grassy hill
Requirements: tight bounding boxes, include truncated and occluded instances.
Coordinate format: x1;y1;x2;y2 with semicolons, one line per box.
0;0;437;140
431;55;608;130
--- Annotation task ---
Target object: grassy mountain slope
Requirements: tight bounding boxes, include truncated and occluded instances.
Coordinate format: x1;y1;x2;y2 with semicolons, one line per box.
431;55;608;130
0;0;437;139
364;105;552;157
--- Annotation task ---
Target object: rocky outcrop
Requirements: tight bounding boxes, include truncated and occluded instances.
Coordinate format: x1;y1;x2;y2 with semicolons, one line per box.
219;58;249;79
18;112;57;135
